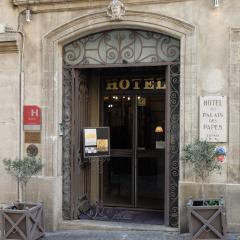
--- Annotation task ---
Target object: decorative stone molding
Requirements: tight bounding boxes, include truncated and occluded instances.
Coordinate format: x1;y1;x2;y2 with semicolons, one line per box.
107;0;126;21
13;0;192;13
229;28;240;183
13;0;191;5
41;9;196;229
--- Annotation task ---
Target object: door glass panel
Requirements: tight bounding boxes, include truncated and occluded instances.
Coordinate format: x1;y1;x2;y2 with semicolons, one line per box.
136;95;165;210
102;76;166;210
103;95;133;206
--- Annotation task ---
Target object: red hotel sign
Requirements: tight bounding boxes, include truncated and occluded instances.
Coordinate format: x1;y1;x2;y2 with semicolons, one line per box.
24;105;41;130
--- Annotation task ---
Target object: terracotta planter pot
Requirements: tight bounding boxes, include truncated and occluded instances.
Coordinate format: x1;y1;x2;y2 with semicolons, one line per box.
187;197;227;240
0;202;44;240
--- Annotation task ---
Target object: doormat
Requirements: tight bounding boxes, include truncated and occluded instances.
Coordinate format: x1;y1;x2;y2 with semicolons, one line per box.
79;206;164;225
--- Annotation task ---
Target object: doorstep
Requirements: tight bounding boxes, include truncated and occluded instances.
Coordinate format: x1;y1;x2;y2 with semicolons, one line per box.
58;219;178;232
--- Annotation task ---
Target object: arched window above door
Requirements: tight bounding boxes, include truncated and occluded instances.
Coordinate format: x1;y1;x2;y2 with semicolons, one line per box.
63;30;180;67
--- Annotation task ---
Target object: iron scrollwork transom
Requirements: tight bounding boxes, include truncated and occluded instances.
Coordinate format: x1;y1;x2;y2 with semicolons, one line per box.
63;30;180;67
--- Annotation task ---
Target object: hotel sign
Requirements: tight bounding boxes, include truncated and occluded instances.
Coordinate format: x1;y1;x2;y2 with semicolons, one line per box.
199;96;227;142
105;78;165;91
24;105;41;131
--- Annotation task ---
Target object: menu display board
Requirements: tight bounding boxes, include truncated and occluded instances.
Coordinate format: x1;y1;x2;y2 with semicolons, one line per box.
83;127;110;158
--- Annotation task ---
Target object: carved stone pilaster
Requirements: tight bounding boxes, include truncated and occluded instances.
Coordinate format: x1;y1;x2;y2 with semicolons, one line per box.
229;29;240;183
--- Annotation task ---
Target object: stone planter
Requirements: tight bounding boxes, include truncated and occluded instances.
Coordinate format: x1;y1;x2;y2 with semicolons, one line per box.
0;202;44;240
187;197;227;239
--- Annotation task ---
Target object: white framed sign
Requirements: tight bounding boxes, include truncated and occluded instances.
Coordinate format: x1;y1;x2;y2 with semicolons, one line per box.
199;96;227;142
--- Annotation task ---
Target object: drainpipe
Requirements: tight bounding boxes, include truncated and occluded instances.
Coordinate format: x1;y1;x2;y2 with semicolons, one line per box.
5;11;25;161
4;10;25;201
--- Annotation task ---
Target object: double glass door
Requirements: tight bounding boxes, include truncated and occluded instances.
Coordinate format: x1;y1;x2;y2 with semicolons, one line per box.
102;93;165;210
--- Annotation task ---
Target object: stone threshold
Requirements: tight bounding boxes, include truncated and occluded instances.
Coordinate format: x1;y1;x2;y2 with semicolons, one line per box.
59;220;178;232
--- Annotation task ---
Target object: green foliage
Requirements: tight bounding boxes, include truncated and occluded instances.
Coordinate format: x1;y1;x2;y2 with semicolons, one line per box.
183;139;222;182
3;157;43;185
206;199;219;206
3;157;43;202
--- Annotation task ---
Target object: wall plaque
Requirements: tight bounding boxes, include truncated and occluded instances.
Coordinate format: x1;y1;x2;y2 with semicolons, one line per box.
199;96;227;142
26;144;39;157
25;131;41;143
24;105;41;131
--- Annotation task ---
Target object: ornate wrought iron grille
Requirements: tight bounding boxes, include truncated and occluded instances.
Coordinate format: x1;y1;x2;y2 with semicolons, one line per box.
168;64;180;227
62;68;72;219
62;68;90;219
63;30;180;67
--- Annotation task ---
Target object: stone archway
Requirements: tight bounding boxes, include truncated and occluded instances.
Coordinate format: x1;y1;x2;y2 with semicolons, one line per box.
62;29;180;226
42;10;196;228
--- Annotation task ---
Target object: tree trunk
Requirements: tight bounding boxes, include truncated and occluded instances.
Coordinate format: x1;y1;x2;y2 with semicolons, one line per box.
17;178;20;202
201;173;205;204
21;182;27;202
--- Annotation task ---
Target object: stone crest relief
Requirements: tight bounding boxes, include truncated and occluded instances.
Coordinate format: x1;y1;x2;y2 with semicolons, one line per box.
107;0;126;21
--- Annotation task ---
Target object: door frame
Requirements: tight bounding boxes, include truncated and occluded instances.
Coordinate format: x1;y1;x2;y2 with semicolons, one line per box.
60;27;184;227
62;63;179;227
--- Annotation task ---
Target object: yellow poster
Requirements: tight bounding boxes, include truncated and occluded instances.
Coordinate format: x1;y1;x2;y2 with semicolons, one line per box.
84;129;97;146
97;139;108;152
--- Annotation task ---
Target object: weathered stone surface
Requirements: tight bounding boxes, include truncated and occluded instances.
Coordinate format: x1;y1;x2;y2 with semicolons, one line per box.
0;0;240;233
43;230;239;240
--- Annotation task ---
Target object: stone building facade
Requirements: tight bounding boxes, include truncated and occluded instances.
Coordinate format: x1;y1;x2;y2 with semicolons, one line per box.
0;0;240;233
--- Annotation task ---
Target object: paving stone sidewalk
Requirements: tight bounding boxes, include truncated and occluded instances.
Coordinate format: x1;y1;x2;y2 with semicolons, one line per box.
43;230;240;240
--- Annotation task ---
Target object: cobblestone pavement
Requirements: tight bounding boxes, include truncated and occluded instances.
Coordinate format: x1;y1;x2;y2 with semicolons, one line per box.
43;230;240;240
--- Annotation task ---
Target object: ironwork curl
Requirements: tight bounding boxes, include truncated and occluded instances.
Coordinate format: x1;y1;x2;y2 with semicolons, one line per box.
168;64;180;227
62;69;73;219
63;30;180;66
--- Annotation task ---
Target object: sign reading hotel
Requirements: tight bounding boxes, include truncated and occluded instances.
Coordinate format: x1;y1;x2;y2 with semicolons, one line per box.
105;78;166;91
199;96;227;142
24;105;41;131
83;127;110;158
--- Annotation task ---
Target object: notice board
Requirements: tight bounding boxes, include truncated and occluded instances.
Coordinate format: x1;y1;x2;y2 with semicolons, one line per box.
83;127;110;158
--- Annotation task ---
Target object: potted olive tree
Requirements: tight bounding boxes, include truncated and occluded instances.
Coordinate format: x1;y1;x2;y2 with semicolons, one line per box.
183;139;227;240
0;157;45;240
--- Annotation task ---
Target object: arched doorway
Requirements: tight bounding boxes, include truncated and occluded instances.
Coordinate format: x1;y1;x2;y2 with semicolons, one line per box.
62;29;180;227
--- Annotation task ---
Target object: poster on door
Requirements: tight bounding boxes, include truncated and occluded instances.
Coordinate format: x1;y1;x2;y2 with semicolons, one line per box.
83;127;110;158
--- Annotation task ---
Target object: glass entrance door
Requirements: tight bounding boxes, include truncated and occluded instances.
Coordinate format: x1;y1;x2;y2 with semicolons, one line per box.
102;82;165;210
103;95;134;206
136;95;165;210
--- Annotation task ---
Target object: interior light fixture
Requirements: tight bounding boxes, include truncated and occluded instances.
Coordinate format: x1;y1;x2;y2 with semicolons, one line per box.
155;126;163;133
214;0;219;7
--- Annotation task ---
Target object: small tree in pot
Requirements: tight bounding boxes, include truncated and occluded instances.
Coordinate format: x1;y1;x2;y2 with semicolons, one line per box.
0;157;45;240
183;139;222;203
3;157;43;204
183;139;227;239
